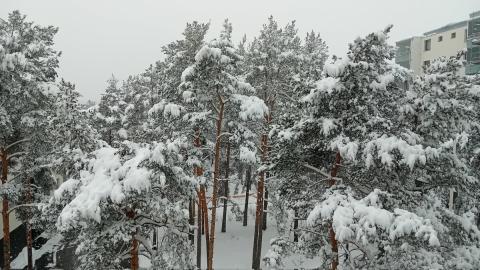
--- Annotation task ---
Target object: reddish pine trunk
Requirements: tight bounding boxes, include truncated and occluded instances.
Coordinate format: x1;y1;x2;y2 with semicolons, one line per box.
26;178;33;270
329;152;342;270
194;129;210;263
27;223;32;270
252;132;268;270
200;186;210;259
221;139;231;233
131;229;139;270
243;166;251;226
1;148;10;270
126;210;138;270
207;100;225;270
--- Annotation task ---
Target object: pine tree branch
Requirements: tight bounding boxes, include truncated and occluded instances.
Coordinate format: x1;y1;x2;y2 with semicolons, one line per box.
217;132;232;141
7;151;26;160
210;101;220;114
5;138;30;151
136;234;153;257
301;162;342;181
8;203;43;214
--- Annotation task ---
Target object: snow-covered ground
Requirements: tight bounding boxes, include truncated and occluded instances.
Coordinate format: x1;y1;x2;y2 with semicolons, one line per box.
11;233;61;269
194;196;318;270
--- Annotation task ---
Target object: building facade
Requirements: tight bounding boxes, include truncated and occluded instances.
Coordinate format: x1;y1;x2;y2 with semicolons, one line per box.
467;11;480;75
396;11;479;75
395;36;424;74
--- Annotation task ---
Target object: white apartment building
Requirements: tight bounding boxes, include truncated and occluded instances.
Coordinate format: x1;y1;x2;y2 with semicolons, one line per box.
396;11;480;75
422;22;468;68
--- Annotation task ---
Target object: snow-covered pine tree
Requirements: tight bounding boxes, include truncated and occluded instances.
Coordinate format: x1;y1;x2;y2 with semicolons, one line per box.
299;30;329;87
217;31;269;234
264;29;329;246
95;75;125;146
243;16;308;269
50;79;98;182
16;105;57;270
181;19;267;270
35;79;99;269
121;75;154;142
390;55;480;269
162;21;210;104
400;56;476;199
0;11;60;269
51;139;194;269
160;22;210;262
266;26;448;269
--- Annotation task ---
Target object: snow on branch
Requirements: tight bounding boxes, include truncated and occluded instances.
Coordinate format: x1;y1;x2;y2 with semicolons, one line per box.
307;187;440;247
239;146;257;164
330;136;359;162
194;45;222;63
54;141;182;231
363;134;439;169
301;77;340;103
163;103;184;118
232;94;269;121
147;100;166;116
147;100;183;119
324;57;349;77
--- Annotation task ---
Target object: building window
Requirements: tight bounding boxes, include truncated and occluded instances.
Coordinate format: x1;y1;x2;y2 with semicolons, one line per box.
438;36;443;42
451;32;456;39
424;60;430;66
424;39;431;51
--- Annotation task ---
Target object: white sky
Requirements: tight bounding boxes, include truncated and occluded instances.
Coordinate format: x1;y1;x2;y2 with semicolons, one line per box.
3;0;479;101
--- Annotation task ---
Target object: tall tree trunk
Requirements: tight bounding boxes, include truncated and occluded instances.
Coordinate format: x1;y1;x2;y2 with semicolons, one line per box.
201;209;205;235
131;229;139;270
252;131;268;270
153;229;157;250
262;187;268;231
221;138;231;233
189;198;195;243
108;129;112;145
26;177;33;270
126;209;138;270
236;163;244;194
1;148;10;270
293;208;299;242
329;152;342;270
243;165;251;227
196;199;202;269
200;187;210;259
251;206;259;269
194;129;209;262
207;100;225;270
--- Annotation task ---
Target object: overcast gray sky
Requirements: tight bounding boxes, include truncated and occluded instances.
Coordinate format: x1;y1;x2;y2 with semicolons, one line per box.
3;0;479;101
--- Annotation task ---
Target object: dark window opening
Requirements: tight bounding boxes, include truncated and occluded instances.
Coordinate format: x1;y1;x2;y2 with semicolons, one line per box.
424;39;431;51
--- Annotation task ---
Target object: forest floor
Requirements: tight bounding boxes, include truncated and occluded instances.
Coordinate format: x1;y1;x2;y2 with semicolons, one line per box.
194;196;318;270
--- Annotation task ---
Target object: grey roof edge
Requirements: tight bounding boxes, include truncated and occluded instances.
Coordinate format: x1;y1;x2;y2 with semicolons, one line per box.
423;20;468;36
396;36;423;44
